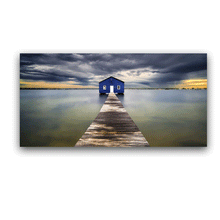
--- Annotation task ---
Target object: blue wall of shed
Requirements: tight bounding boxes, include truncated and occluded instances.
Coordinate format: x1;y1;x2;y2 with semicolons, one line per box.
99;77;124;94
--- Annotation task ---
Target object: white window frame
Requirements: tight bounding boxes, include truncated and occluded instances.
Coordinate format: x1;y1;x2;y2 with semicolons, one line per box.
117;85;120;90
103;85;106;90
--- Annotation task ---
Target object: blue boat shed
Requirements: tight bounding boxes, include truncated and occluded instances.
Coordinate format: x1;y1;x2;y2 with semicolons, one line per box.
99;76;124;94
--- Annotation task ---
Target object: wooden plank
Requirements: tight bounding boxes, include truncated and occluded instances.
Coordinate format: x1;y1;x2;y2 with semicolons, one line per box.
75;93;149;147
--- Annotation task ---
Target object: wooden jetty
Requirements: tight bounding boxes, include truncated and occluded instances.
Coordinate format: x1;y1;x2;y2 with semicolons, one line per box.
75;93;149;147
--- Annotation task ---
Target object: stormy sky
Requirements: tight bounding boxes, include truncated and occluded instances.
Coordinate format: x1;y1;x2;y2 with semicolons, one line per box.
20;53;207;88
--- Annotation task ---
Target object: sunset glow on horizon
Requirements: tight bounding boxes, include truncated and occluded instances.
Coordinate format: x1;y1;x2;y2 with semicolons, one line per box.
175;79;207;89
20;79;97;89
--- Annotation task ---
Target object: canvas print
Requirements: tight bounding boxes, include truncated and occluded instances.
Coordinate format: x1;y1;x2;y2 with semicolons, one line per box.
20;53;207;147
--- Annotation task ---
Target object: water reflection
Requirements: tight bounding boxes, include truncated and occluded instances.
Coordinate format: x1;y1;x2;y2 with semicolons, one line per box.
121;90;207;147
98;93;108;104
116;93;124;104
20;89;207;147
20;90;106;146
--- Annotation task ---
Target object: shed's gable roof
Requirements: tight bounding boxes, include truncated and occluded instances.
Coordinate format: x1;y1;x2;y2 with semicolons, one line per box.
99;76;124;84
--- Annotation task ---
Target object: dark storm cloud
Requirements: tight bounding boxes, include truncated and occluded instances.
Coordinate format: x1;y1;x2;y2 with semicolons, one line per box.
160;54;207;74
20;70;89;84
20;53;207;87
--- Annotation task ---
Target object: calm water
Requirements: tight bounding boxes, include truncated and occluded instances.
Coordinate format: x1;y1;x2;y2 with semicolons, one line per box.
20;89;207;147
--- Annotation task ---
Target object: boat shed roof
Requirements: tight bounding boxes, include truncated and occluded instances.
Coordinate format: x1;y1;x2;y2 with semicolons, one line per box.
99;76;124;84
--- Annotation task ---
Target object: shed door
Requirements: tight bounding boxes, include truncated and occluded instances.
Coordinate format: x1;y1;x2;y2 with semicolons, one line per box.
110;85;114;93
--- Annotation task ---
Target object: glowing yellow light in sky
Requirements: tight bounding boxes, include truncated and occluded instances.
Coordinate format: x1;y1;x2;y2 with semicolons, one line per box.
20;80;97;89
175;79;207;89
20;78;207;89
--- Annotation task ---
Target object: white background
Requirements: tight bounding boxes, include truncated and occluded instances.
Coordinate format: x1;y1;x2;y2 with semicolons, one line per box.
1;0;219;219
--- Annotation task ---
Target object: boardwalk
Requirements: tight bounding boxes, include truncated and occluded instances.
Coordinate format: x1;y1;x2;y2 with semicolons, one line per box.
75;93;149;147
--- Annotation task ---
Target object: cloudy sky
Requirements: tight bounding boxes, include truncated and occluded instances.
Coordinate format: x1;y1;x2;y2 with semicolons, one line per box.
20;53;207;89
